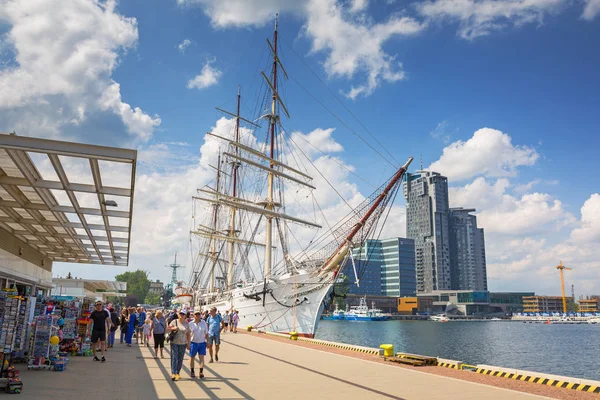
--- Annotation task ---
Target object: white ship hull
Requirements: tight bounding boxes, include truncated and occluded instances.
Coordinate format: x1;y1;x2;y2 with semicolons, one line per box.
202;270;334;338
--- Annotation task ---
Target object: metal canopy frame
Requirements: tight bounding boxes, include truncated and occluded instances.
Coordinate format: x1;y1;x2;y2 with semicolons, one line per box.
0;133;136;266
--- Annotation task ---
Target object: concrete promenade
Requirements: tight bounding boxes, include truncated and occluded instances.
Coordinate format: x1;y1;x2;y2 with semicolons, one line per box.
18;333;551;400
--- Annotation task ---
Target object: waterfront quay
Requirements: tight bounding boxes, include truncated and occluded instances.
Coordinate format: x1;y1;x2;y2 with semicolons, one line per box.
18;331;596;399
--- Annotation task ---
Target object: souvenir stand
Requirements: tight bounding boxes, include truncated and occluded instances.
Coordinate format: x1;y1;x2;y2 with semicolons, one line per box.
0;289;26;394
28;315;59;371
76;301;92;356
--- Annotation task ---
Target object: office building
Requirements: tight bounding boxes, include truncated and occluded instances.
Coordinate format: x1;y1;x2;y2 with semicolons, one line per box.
404;171;451;292
341;237;416;297
448;208;488;291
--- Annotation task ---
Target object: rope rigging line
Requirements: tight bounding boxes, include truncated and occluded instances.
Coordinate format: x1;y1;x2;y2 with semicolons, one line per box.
281;36;401;167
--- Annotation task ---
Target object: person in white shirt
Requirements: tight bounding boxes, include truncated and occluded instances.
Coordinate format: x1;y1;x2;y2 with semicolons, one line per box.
188;310;209;379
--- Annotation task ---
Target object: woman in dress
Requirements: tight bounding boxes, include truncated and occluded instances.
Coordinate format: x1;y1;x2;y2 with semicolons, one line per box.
125;307;137;347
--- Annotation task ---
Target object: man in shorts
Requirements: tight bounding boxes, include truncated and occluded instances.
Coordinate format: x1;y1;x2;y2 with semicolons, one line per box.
88;301;112;362
222;310;230;333
189;311;208;378
206;307;223;363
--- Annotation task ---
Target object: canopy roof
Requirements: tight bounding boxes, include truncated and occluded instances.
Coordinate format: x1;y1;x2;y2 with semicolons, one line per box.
0;133;136;266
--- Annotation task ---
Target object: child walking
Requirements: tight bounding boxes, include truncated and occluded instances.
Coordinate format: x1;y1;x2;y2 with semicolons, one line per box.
143;318;152;347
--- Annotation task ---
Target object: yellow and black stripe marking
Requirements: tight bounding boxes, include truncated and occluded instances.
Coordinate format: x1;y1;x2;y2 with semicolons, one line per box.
437;362;459;369
296;337;380;355
474;368;600;393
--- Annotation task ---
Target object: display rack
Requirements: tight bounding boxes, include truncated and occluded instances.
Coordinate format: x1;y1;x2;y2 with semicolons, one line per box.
28;315;58;371
0;291;24;394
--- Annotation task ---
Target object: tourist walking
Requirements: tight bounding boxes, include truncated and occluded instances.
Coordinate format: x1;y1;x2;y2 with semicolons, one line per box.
207;307;223;363
151;310;167;359
88;301;112;362
108;307;119;348
223;310;230;334
126;307;137;347
137;307;146;345
189;311;208;379
167;311;191;381
143;318;152;347
119;309;129;344
232;310;239;333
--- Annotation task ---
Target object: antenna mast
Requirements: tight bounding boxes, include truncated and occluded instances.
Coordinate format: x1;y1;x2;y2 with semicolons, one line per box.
166;253;183;290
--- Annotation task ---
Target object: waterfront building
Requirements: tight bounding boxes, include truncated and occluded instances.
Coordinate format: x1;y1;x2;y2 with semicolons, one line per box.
397;297;419;315
342;237;416;297
149;279;165;296
403;171;451;293
417;290;490;315
523;295;574;313
489;292;535;313
578;298;599;312
448;208;488;291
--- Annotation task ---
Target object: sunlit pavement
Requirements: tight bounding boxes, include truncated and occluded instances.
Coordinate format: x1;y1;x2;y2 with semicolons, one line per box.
18;333;551;400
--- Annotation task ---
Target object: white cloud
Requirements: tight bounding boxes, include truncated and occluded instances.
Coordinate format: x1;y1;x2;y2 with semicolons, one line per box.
187;59;222;90
429;127;538;181
304;0;425;99
416;0;566;40
430;120;452;143
582;0;600;20
290;127;344;157
176;0;299;27
178;39;192;53
177;0;424;99
570;193;600;243
0;0;160;142
349;0;369;13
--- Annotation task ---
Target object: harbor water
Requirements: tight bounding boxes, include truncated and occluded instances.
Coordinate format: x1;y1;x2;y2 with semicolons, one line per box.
315;320;600;381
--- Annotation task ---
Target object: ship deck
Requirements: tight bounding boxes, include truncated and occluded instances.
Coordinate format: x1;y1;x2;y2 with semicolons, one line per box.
18;331;594;399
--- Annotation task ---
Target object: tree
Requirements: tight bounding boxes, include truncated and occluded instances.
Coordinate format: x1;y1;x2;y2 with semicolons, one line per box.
115;270;151;304
334;274;350;310
145;292;161;306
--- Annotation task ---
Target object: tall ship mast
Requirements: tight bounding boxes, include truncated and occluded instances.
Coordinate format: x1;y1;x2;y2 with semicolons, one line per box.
188;15;412;337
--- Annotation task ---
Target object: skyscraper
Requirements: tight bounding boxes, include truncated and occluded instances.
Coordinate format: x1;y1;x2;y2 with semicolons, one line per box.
448;208;488;291
403;171;451;293
341;238;416;297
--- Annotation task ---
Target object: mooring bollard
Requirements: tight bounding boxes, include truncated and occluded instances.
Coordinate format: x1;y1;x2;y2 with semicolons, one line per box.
290;331;299;340
247;326;253;332
380;344;394;357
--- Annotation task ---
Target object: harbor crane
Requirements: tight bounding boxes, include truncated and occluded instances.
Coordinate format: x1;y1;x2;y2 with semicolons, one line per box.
556;261;573;313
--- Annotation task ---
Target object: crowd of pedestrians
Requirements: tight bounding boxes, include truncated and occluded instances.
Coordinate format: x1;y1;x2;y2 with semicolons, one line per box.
88;301;237;382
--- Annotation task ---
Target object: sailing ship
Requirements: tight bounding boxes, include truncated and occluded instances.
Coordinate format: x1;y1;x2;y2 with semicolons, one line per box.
188;16;412;337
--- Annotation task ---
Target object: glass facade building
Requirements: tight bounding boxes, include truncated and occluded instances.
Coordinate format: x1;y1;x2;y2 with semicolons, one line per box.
342;237;416;297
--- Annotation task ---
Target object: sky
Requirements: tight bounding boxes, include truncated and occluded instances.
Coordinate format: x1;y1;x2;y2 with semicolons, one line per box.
0;0;599;297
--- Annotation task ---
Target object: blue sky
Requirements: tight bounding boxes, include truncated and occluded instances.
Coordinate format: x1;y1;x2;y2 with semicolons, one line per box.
1;0;599;296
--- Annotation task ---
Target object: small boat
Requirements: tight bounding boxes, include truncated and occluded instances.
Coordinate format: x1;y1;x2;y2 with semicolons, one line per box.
430;314;448;322
322;307;345;320
490;317;502;321
173;284;194;306
587;317;600;325
344;297;390;321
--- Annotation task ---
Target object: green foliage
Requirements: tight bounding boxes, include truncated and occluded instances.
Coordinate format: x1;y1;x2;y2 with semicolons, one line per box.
115;270;151;303
567;301;579;312
334;274;350;310
145;292;161;306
